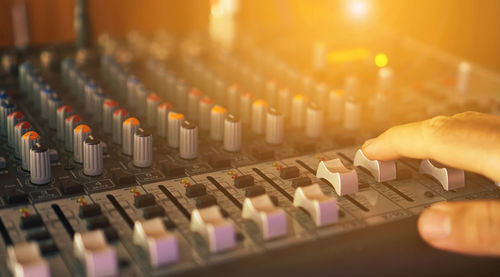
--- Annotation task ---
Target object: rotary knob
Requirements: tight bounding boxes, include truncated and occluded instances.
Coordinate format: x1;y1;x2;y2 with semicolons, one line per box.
175;81;188;113
123;118;140;156
305;103;323;138
187;88;203;121
113;108;129;144
227;84;241;114
315;82;329;107
65;114;82;152
157;102;174;138
210;105;227;141
147;93;161;127
31;76;44;108
57;105;73;141
343;97;361;131
291;94;307;129
75;72;87;102
167;112;184;148
328;90;344;123
198;97;214;131
7;111;24;148
133;128;153;168
18;62;32;93
265;80;278;107
136;84;148;117
251;99;268;135
344;75;360;97
92;88;105;122
127;75;140;108
265;108;284;145
179;121;198;160
377;67;394;92
30;143;51;185
83;136;103;176
47;93;62;129
223;114;242;152
239;92;253;124
84;81;98;113
214;78;226;104
0;99;16;136
21;131;39;171
73;124;92;163
40;86;53;119
277;88;291;118
15;121;32;159
102;99;118;133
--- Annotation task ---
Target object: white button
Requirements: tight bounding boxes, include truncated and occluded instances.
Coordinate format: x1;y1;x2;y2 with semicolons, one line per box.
419;159;465;191
190;206;235;253
133;218;179;267
353;149;396;182
316;159;358;195
242;194;288;239
7;242;50;277
293;183;338;227
73;230;118;277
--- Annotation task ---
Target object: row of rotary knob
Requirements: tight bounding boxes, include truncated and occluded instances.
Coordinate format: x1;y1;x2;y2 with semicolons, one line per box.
104;58;329;147
11;62;153;185
12;48;358;187
10;47;379;186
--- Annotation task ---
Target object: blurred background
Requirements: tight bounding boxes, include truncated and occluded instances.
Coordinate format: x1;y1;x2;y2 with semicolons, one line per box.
0;0;499;71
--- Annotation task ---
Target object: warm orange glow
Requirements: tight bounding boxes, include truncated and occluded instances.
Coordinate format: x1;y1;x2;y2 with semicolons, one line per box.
346;0;369;19
374;53;389;67
169;112;185;120
22;131;39;140
124;118;140;126
212;105;227;114
75;124;91;133
327;48;372;64
253;99;268;107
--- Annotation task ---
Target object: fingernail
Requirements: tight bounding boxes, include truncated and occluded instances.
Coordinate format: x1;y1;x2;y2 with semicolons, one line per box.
419;208;452;240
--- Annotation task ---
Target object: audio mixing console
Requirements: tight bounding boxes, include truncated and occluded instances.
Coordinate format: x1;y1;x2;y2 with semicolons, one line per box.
0;31;499;277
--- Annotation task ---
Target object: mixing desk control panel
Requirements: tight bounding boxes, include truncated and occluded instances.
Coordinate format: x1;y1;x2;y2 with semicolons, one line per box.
0;32;499;277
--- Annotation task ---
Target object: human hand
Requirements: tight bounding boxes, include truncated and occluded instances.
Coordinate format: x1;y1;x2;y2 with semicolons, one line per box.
362;111;500;256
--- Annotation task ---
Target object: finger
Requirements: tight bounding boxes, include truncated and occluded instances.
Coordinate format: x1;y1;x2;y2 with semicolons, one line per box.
362;112;500;181
418;200;500;256
361;120;429;160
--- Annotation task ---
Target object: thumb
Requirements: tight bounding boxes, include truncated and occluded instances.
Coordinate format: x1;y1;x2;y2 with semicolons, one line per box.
418;200;500;256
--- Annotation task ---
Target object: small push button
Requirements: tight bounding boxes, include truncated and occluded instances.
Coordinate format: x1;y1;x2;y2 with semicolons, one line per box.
185;184;206;198
234;175;254;188
280;166;300;179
